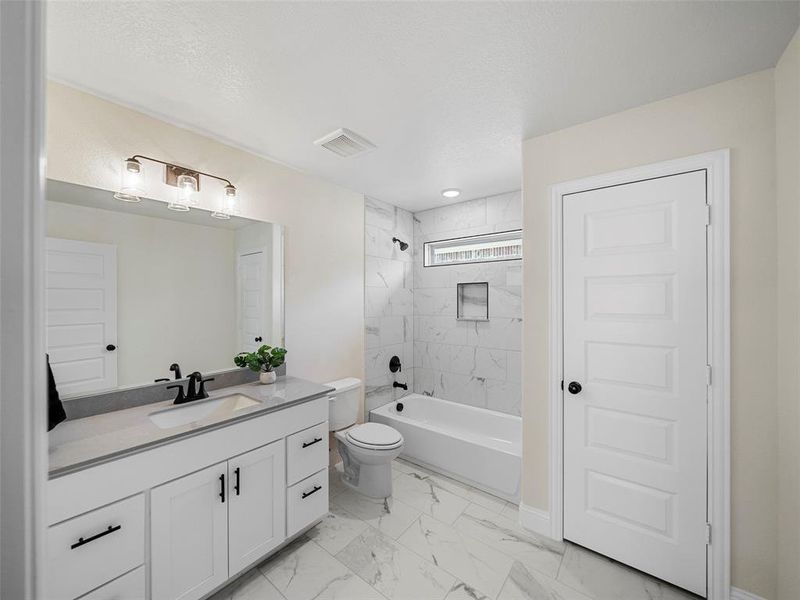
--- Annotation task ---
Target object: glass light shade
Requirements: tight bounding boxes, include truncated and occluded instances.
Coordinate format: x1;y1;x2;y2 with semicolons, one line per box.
114;158;144;202
176;174;198;205
211;185;238;220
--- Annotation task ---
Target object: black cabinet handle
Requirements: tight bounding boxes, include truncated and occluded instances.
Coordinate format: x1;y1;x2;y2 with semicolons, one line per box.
254;336;262;343
234;467;241;496
70;524;121;550
302;437;323;448
219;473;226;503
106;344;116;352
302;485;322;499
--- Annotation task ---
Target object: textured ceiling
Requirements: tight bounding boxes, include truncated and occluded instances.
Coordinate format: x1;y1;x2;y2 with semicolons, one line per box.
47;1;799;212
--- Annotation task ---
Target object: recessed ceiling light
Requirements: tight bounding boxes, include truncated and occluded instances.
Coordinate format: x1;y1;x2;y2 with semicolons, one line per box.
441;188;461;198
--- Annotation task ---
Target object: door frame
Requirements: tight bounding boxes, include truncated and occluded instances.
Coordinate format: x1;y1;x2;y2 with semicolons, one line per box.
547;149;730;599
0;2;47;599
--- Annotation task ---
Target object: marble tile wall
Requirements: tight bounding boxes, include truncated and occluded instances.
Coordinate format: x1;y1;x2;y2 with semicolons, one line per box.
364;197;414;415
413;191;522;415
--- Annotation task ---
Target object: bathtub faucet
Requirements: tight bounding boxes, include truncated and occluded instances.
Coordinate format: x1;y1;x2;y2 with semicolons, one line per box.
393;381;408;391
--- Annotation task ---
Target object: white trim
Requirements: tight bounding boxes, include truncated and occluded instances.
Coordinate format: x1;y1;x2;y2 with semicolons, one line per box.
547;149;731;600
518;504;551;538
730;588;767;600
0;2;47;598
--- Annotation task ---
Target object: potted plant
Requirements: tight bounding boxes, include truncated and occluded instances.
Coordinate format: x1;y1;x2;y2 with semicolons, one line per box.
234;345;287;385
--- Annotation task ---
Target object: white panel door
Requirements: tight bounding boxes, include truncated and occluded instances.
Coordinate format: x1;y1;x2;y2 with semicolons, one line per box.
237;251;264;353
46;237;117;395
563;170;708;596
228;441;286;575
151;463;228;600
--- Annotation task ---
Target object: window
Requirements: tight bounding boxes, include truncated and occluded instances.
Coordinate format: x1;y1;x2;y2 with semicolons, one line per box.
423;229;522;267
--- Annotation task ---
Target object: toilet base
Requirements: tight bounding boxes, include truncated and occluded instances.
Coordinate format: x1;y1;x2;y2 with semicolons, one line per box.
341;460;395;498
335;432;403;499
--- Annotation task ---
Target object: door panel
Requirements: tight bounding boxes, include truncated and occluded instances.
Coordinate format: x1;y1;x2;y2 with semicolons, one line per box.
46;237;117;395
228;441;286;576
151;463;228;600
563;171;707;596
238;251;264;353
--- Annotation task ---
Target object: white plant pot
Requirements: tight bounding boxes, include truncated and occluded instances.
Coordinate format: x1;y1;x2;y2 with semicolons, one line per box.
259;371;277;385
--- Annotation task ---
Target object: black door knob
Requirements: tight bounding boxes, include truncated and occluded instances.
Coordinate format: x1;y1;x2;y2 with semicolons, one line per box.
106;344;116;352
567;381;582;395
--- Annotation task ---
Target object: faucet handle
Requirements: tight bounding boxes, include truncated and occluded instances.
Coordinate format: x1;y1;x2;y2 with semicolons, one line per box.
167;384;186;404
198;377;215;400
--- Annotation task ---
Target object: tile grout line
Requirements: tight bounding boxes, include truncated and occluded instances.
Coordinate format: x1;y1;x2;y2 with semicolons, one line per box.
308;536;391;600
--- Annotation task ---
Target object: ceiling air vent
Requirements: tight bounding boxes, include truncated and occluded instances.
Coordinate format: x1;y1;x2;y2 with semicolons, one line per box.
314;128;376;158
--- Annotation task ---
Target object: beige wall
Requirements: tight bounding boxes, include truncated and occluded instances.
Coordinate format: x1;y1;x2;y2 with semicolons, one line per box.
47;200;238;390
775;29;800;600
46;82;365;399
521;70;778;597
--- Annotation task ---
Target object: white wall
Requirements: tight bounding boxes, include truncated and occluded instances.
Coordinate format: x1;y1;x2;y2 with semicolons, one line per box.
413;191;523;415
522;70;778;597
775;27;800;600
47;200;238;389
46;82;365;403
364;197;414;413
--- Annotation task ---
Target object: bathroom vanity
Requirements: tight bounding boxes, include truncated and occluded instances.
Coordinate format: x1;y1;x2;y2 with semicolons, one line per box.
47;377;332;600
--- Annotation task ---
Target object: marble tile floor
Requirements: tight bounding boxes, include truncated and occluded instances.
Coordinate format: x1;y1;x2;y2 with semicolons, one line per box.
210;459;703;600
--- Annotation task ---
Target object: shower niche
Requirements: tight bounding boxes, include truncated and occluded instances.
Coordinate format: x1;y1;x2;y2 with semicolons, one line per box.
456;282;489;321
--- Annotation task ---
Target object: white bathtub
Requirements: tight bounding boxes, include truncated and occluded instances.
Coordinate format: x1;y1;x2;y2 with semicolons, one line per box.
370;394;521;502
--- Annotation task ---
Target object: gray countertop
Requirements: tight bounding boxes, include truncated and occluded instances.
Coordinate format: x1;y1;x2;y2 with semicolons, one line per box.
49;376;333;479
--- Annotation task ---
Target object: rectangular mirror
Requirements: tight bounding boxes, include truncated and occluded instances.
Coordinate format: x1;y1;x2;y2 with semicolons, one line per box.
45;180;284;398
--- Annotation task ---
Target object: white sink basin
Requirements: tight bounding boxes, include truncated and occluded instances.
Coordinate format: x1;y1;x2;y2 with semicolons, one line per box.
149;394;262;429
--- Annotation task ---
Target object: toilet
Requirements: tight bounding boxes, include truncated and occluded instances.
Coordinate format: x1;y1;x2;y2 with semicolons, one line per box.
326;378;404;498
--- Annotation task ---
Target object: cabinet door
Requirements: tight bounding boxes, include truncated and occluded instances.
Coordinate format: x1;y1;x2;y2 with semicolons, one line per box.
228;440;286;575
151;463;228;600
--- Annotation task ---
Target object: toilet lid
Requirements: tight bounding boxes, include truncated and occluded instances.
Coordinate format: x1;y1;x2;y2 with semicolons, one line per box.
346;423;403;449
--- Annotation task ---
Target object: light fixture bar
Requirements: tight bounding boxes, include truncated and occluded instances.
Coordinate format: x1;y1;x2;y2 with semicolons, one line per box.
126;155;236;191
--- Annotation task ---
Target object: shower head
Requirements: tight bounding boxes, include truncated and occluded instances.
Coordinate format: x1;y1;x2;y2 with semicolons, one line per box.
392;237;409;252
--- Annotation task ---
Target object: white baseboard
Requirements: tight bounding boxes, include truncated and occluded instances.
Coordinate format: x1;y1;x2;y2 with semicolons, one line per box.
730;588;766;600
518;503;552;538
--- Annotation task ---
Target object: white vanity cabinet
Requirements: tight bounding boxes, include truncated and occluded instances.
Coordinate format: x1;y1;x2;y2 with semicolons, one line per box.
227;441;286;574
150;462;230;600
47;395;329;600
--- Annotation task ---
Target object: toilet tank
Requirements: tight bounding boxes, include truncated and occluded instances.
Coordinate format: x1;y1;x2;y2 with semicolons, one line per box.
325;377;362;431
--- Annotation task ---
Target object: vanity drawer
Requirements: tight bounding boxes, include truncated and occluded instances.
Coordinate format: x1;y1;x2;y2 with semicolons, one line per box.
287;468;328;537
286;422;328;485
79;566;145;600
47;494;144;600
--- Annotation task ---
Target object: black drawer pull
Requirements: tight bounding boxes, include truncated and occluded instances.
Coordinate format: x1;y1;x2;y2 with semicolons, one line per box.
301;485;322;499
302;437;323;448
219;473;226;503
70;525;121;550
234;467;241;496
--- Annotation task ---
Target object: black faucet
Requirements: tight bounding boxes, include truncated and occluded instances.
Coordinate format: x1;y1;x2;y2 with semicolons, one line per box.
167;384;187;404
169;363;182;380
185;371;215;402
393;381;408;391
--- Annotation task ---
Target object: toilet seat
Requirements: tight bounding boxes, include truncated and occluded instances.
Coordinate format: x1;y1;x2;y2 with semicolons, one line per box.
345;423;403;450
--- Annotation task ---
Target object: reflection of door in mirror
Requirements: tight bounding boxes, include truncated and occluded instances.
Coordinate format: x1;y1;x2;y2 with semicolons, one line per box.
45;238;118;395
238;251;265;354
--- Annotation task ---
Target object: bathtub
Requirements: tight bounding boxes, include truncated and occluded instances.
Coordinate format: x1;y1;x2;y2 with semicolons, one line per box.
370;394;521;502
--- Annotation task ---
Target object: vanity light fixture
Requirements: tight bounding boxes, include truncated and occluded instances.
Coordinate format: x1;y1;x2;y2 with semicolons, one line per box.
115;154;237;216
169;173;198;212
441;188;461;198
113;158;146;202
211;185;239;220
